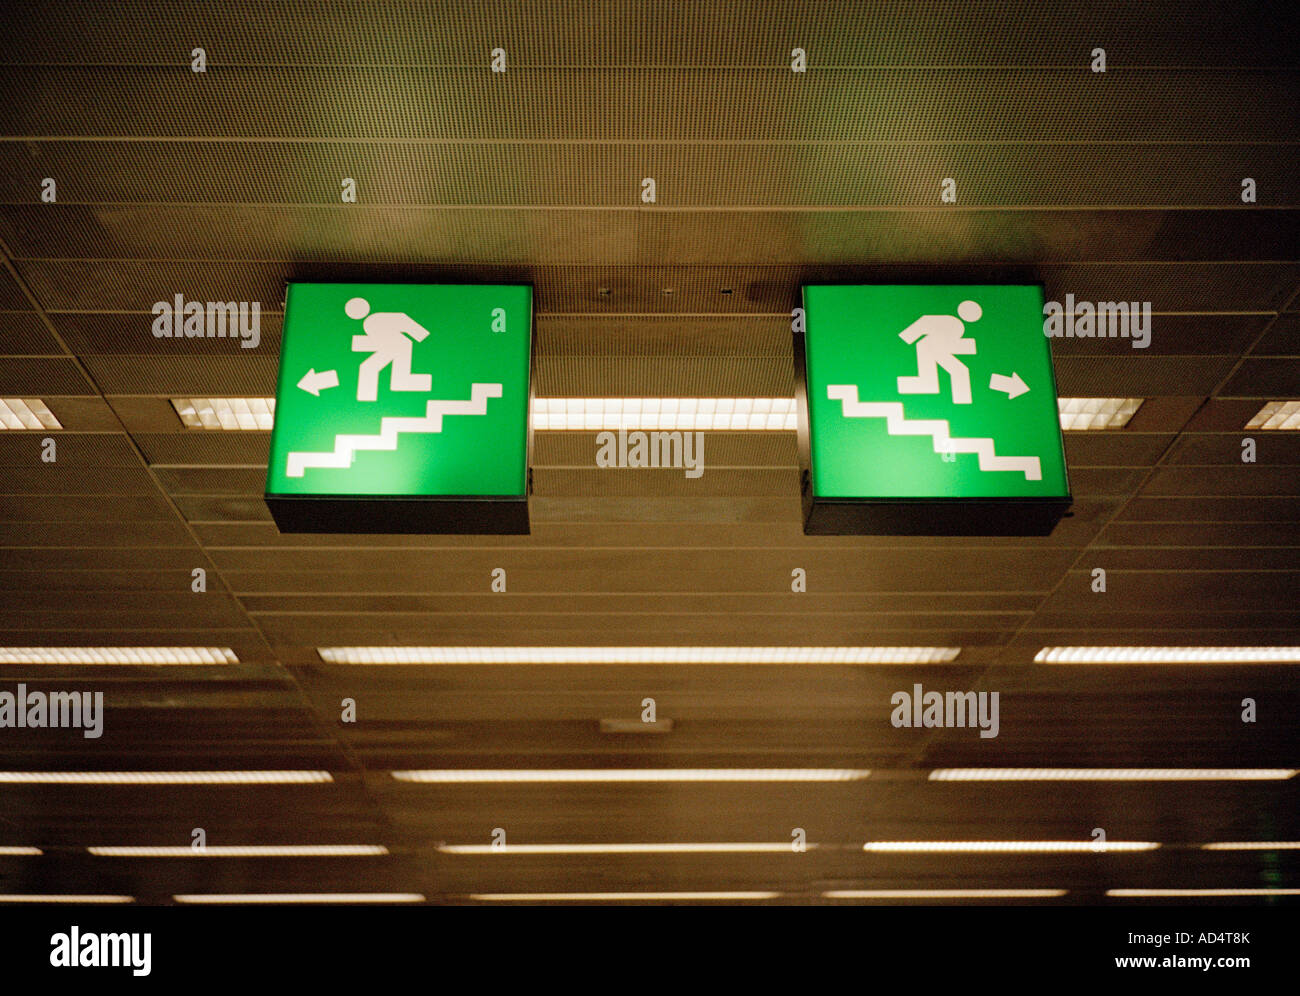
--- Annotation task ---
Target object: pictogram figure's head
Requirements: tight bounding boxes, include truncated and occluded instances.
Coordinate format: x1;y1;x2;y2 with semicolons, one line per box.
958;300;982;323
345;297;371;320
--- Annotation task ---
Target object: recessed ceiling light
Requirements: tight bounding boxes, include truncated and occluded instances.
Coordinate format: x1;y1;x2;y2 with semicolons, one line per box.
1201;842;1300;850
1245;400;1300;431
469;892;781;901
0;894;133;904
394;769;871;783
0;847;42;856
1107;888;1300;897
173;893;424;904
89;845;386;857
171;397;275;430
0;399;61;430
1056;397;1143;430
929;769;1296;781
529;397;798;431
439;842;816;855
862;841;1159;853
824;889;1067;899
1035;646;1300;664
320;646;959;665
0;647;238;666
0;771;333;785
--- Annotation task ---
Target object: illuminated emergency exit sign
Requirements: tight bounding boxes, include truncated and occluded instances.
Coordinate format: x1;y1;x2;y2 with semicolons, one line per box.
797;284;1070;535
265;283;533;533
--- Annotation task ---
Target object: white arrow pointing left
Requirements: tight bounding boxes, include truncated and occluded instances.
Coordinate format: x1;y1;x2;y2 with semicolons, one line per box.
298;368;339;396
989;372;1029;399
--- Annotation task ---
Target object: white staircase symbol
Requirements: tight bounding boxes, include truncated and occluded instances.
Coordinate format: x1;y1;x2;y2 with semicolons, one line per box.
826;384;1041;481
286;382;503;478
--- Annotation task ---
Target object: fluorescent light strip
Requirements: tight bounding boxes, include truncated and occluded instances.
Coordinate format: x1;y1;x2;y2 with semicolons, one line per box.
320;646;959;665
0;847;42;856
536;397;1137;432
1036;646;1300;664
170;396;1142;433
0;895;133;904
395;769;870;784
0;894;133;904
0;646;238;666
89;845;386;858
930;769;1296;782
470;892;781;901
863;841;1159;854
0;771;332;785
1108;888;1300;898
170;397;801;433
440;842;815;855
1245;400;1300;431
174;893;424;904
1202;842;1300;851
0;399;61;430
171;397;275;430
1057;397;1143;431
531;397;797;431
824;889;1067;899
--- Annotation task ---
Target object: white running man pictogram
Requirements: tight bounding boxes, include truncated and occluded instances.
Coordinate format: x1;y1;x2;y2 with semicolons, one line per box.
346;297;434;402
896;299;982;405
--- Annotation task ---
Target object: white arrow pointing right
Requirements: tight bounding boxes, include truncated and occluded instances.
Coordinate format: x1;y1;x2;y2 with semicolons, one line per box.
989;372;1029;399
298;368;339;396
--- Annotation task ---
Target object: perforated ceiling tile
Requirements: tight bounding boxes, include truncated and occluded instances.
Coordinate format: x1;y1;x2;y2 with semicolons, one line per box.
2;1;1296;67
1219;359;1300;397
48;313;283;356
1143;465;1300;498
1062;432;1173;467
532;467;796;498
3;67;1294;142
0;432;135;465
18;261;1300;315
1053;355;1237;396
135;432;272;466
0;205;643;264
533;356;794;397
171;495;274;522
2;464;159;496
634;210;1300;266
84;355;278;395
153;467;266;496
0;270;31;310
5;141;1296;207
1047;314;1270;357
0;357;94;395
0;494;174;523
0;313;62;356
536;316;789;357
1250;313;1300;355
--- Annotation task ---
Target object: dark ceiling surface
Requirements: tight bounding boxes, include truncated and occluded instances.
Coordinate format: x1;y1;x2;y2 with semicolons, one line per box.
0;1;1296;904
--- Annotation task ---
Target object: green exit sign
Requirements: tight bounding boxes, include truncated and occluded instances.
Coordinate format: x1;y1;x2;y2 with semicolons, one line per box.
265;282;533;533
797;284;1071;535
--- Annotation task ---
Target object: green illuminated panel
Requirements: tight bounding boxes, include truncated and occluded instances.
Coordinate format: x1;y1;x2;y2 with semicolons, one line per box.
799;285;1069;534
265;283;532;531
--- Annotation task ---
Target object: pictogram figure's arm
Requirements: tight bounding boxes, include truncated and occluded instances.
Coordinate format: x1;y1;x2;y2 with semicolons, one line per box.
402;315;432;342
898;318;927;345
